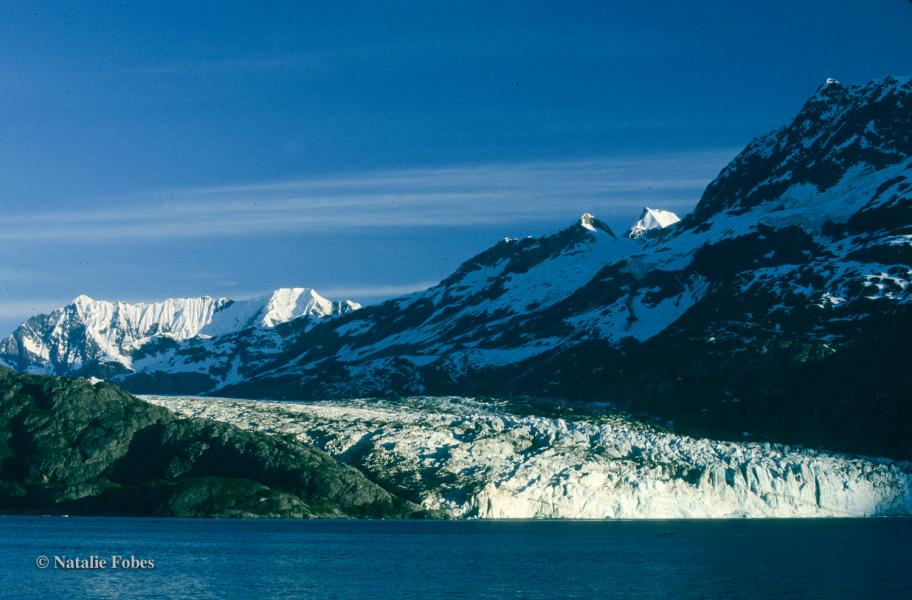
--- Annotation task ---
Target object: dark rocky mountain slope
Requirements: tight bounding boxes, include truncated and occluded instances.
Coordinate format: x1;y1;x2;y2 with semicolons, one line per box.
0;368;424;518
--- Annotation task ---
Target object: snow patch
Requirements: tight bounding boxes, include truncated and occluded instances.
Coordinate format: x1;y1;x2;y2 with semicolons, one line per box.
628;207;681;239
579;212;598;231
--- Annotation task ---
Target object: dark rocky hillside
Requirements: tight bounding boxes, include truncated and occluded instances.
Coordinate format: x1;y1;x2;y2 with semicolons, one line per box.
0;368;425;518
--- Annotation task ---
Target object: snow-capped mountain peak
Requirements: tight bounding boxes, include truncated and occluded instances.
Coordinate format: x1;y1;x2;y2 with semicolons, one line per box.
691;74;912;224
579;212;614;234
580;212;597;231
260;287;357;327
69;295;228;343
72;293;95;306
0;288;359;377
627;207;681;239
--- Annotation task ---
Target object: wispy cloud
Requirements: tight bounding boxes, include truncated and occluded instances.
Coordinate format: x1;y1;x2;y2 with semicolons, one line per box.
0;151;735;242
140;29;675;76
320;281;439;299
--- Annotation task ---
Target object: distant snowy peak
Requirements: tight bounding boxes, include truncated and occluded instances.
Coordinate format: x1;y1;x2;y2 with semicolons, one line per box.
204;288;359;336
63;288;358;338
627;207;681;239
0;288;359;375
261;287;361;326
579;212;597;231
69;294;229;342
579;212;615;235
263;288;331;326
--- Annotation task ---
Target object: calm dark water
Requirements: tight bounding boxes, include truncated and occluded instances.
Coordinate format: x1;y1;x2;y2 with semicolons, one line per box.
0;516;909;599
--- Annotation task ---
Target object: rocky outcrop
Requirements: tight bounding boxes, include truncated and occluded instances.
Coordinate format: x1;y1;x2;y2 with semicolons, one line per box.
0;369;424;518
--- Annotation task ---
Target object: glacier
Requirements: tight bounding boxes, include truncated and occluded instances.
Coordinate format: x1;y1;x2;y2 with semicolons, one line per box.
144;395;912;519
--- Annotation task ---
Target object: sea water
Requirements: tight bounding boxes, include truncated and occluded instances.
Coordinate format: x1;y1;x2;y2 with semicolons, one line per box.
0;516;909;599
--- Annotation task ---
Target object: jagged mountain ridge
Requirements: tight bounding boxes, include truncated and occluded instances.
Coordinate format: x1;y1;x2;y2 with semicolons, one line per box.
690;76;912;224
4;75;911;459
0;288;359;386
228;209;697;397
1;209;683;394
216;75;912;459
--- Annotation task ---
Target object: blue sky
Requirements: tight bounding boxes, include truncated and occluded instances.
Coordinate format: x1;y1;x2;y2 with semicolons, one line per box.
1;1;910;333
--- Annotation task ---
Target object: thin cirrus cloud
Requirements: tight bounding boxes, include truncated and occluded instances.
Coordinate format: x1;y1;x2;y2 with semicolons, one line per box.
139;30;675;76
319;281;441;300
0;150;735;243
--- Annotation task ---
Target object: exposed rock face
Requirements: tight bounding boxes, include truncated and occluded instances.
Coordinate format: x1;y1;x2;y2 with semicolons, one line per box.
147;395;912;519
0;369;422;518
690;76;912;223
